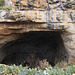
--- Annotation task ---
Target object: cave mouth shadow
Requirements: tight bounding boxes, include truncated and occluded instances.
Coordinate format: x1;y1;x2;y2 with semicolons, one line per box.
1;31;69;68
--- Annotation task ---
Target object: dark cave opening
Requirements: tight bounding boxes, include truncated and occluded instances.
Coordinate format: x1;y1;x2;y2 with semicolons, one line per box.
1;31;69;68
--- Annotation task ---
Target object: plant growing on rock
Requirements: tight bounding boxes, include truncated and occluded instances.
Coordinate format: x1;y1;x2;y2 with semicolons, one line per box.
0;0;4;6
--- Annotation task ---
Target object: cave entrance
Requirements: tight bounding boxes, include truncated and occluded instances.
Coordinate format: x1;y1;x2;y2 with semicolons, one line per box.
1;31;69;68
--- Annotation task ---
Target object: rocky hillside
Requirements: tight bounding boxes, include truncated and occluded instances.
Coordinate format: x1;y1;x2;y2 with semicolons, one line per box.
0;0;75;66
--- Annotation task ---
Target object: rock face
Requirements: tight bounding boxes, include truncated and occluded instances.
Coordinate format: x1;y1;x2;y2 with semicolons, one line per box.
0;0;75;66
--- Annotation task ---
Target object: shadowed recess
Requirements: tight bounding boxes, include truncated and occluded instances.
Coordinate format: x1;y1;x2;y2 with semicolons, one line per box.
1;31;69;68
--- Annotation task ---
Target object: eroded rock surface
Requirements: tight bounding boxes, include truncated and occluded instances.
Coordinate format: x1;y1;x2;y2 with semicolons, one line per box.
0;0;75;66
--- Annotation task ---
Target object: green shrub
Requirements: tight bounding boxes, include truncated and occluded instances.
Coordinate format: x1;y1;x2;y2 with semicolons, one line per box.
0;0;4;6
0;64;75;75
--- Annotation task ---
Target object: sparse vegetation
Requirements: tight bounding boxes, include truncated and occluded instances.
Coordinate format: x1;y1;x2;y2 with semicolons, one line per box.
0;6;12;10
0;0;12;10
0;64;75;75
0;0;4;6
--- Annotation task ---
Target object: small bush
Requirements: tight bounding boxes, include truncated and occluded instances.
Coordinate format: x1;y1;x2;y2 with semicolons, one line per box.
0;0;4;6
0;64;75;75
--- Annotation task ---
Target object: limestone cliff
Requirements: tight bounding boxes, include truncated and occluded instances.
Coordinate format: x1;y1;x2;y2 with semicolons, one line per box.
0;0;75;65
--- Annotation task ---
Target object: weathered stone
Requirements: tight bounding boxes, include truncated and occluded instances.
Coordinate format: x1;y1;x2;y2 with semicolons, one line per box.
0;0;75;66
